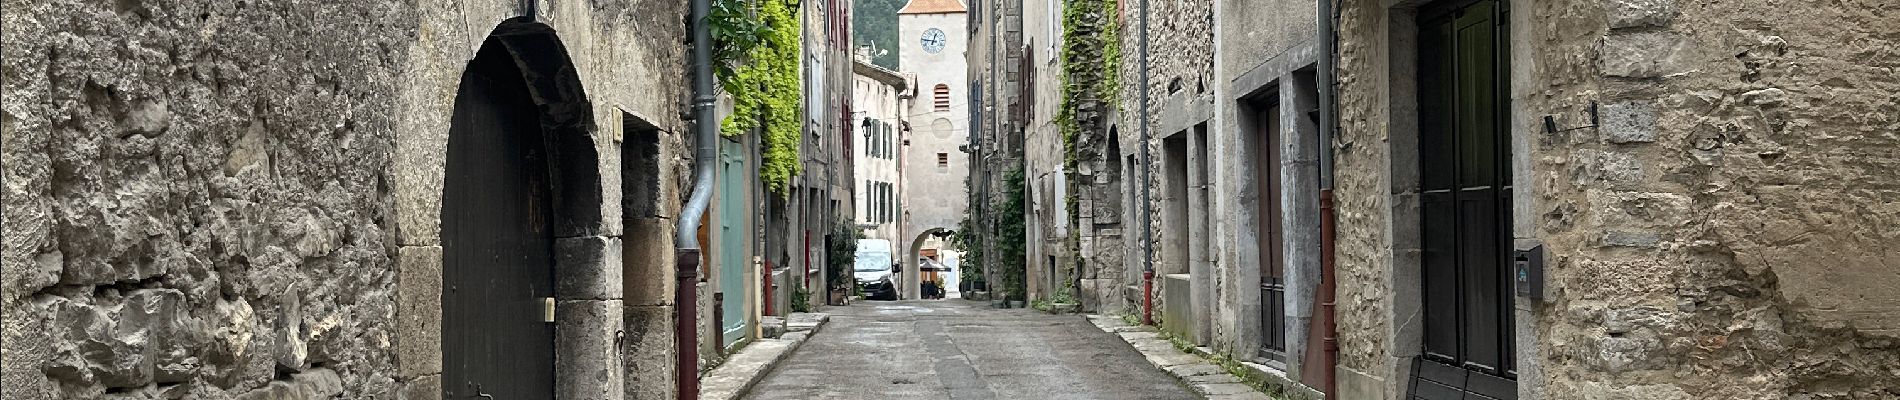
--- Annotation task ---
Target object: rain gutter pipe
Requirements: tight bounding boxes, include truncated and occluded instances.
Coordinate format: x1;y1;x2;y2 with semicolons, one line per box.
1138;0;1156;326
1316;0;1339;396
677;0;717;397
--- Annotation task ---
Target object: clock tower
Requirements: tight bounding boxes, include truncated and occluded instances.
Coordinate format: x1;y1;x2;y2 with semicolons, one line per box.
896;0;968;300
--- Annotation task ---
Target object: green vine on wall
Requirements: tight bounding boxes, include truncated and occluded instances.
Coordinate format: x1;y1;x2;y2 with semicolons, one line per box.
711;0;802;195
995;167;1029;301
1055;0;1122;283
1057;0;1122;172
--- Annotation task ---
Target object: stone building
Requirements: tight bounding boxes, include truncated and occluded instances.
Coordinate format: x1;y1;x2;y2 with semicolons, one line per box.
1019;0;1072;305
769;0;856;311
851;56;910;245
898;0;971;299
1111;0;1216;348
1329;0;1900;398
1;1;696;400
1186;0;1334;396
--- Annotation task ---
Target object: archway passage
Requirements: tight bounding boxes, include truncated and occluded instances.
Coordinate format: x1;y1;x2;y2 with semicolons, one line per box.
441;19;597;399
908;228;957;299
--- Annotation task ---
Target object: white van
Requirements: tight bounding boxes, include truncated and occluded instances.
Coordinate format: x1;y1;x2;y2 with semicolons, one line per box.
853;239;899;300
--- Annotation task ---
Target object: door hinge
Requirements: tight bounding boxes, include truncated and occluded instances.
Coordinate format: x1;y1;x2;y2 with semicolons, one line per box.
542;297;556;323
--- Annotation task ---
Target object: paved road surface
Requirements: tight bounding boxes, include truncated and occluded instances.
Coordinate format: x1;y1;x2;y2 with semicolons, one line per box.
744;300;1200;400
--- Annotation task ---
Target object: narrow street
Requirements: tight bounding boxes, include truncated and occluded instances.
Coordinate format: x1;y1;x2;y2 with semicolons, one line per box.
744;300;1201;400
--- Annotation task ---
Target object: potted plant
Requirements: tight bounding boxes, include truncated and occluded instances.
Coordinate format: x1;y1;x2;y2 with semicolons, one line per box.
1049;285;1080;314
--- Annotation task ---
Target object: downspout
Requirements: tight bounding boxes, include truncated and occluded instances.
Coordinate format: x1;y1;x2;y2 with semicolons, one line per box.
1138;0;1156;326
678;0;717;397
1315;0;1339;396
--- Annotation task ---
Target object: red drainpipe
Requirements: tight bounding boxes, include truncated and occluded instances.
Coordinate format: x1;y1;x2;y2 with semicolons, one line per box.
803;231;812;298
1142;270;1156;325
674;249;701;400
1319;190;1338;398
763;260;775;316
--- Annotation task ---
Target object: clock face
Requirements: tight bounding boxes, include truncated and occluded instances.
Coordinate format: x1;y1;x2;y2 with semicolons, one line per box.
921;28;947;53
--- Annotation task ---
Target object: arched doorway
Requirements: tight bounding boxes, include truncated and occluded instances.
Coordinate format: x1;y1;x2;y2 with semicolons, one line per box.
908;228;956;299
440;19;596;399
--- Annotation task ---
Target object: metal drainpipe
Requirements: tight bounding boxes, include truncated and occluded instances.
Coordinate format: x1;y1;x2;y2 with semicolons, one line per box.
1316;0;1339;396
677;0;718;397
1137;0;1156;326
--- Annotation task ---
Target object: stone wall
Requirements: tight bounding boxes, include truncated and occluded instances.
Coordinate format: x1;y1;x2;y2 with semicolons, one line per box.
1330;0;1393;382
1332;0;1900;398
1;1;691;399
1116;0;1215;337
2;1;415;397
1523;0;1900;397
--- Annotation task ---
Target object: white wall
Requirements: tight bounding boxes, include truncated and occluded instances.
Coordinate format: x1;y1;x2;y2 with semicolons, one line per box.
899;12;970;240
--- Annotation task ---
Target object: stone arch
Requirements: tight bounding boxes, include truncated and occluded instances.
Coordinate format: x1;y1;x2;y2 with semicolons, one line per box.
906;227;957;298
438;17;615;400
483;18;602;233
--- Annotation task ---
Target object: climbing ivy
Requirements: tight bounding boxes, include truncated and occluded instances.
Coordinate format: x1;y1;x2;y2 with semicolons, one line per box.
995;167;1029;301
712;0;802;195
1055;0;1122;283
1057;0;1122;172
953;173;987;288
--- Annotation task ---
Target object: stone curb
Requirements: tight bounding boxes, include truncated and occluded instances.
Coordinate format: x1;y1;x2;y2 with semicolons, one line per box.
701;312;831;400
1085;315;1282;400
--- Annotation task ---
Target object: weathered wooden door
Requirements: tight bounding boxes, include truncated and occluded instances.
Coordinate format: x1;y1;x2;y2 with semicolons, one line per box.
718;138;750;347
1414;0;1515;398
1254;101;1287;361
441;42;557;399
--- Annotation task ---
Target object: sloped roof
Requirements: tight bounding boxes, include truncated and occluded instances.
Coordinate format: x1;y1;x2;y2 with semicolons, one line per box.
898;0;965;15
854;58;909;90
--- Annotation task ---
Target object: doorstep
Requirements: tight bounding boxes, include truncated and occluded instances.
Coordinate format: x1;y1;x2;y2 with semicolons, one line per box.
700;312;831;400
1085;315;1282;400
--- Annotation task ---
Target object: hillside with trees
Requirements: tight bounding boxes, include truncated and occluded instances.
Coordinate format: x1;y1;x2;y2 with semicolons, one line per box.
853;0;906;69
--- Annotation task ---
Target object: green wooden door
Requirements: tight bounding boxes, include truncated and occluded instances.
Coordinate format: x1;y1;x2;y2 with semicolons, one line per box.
718;140;750;347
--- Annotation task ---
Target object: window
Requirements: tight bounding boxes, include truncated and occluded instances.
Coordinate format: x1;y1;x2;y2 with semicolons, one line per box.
937;153;949;168
934;84;951;112
879;183;891;223
883;123;894;159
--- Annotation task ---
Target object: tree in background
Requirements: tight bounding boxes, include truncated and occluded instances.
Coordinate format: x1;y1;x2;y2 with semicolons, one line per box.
852;0;905;69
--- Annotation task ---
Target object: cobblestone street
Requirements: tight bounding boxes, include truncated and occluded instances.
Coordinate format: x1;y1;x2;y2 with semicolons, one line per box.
744;300;1201;400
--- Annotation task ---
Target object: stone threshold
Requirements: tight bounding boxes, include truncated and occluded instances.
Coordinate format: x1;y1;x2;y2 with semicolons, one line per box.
699;312;832;400
1085;314;1284;400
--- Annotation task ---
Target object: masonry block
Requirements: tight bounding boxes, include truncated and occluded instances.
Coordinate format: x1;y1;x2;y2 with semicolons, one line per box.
396;246;443;378
557;299;623;400
1601;0;1678;29
624;218;677;307
1599;32;1689;78
557;236;623;300
1600;101;1658;144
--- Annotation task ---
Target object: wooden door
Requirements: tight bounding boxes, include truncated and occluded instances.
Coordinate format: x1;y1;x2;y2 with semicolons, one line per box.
1255;101;1287;361
442;42;557;399
718;139;750;347
1413;0;1515;398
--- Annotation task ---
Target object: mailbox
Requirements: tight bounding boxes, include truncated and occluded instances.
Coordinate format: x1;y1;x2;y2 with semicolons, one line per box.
1513;242;1545;301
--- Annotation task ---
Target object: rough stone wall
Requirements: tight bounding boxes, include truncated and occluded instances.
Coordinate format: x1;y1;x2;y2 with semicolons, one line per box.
1329;0;1395;378
1114;0;1215;322
2;1;692;399
1332;0;1900;398
2;1;414;398
1521;0;1900;397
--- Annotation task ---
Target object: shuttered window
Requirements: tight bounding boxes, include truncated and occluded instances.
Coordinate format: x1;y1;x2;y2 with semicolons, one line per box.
934;84;951;111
